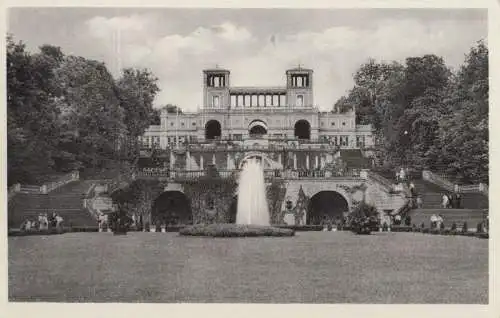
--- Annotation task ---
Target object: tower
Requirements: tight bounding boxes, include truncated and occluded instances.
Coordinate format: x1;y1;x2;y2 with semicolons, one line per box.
286;66;313;108
203;67;230;109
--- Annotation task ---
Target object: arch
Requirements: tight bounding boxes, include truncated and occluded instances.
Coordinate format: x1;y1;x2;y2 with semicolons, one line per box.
294;120;311;140
239;152;277;169
205;120;222;140
248;120;268;136
307;191;349;225
151;191;192;225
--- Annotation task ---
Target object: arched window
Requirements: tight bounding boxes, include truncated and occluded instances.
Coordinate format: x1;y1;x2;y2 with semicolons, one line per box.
294;120;311;140
205;120;222;140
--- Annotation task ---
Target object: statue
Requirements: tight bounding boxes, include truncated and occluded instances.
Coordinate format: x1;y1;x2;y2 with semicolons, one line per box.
294;186;309;226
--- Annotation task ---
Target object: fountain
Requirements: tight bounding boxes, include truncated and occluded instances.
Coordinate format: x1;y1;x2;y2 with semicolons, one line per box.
179;156;294;237
236;158;270;226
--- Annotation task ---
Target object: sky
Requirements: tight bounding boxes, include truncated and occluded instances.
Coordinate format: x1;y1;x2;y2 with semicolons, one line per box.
8;8;487;111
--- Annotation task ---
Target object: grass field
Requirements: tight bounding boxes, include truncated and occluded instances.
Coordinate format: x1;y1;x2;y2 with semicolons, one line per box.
8;231;488;303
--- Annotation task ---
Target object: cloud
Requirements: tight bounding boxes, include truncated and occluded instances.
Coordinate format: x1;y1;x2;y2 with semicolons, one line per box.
83;14;486;112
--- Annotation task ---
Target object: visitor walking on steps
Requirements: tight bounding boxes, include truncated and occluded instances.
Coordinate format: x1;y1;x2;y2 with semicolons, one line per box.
442;194;449;209
399;167;406;182
416;196;423;209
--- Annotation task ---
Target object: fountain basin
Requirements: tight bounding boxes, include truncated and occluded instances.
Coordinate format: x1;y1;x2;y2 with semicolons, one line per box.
179;224;295;237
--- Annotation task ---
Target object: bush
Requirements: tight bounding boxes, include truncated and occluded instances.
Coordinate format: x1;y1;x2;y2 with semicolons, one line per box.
462;222;468;233
179;224;295;237
477;222;484;233
391;226;412;232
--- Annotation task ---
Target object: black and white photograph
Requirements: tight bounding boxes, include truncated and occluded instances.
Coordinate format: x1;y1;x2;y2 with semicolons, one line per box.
5;2;492;310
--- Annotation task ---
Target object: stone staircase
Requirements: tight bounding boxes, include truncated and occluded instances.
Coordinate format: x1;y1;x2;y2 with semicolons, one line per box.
409;208;486;229
8;180;97;228
412;178;488;209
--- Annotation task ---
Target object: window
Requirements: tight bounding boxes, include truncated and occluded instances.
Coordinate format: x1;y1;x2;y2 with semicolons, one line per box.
331;122;335;126
321;121;324;126
192;122;196;126
296;95;303;107
181;122;185;126
213;96;220;108
233;134;242;141
356;136;366;148
170;122;174;126
342;122;346;126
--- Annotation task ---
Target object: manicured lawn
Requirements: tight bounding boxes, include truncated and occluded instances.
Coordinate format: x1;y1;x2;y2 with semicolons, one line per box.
8;231;488;303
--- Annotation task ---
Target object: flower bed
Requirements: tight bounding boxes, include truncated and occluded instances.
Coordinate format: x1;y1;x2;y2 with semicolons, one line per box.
274;225;323;232
179;224;295;237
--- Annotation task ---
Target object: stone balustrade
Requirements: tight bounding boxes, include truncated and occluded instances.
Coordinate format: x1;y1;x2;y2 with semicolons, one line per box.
135;168;363;181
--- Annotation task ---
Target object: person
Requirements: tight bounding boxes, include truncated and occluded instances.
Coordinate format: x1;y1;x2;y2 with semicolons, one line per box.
55;214;64;229
441;194;449;209
437;214;444;229
399;168;406;182
409;182;416;197
430;214;438;229
394;214;402;225
456;193;462;209
416;196;423;209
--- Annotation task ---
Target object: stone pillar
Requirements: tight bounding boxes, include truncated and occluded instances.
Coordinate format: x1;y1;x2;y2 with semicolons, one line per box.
293;153;297;170
226;153;230;170
170;151;175;169
306;154;310;169
278;154;282;165
186;151;191;171
212;154;216;165
315;155;319;169
200;155;204;170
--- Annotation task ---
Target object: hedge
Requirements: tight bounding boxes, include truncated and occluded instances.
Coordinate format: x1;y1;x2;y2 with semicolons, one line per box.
179;224;295;237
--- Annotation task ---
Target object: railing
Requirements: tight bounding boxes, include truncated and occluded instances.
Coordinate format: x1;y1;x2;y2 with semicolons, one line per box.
8;184;21;200
423;170;488;196
83;183;100;220
458;183;488;195
367;171;395;192
422;170;455;192
8;170;80;200
45;171;79;193
135;168;363;180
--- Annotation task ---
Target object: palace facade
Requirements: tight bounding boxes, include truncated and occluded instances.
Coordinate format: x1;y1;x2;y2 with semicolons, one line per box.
141;66;375;168
135;67;397;226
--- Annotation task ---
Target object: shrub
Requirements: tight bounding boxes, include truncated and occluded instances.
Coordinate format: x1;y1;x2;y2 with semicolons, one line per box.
462;222;468;233
179;224;295;237
477;222;483;233
404;216;412;226
451;222;457;231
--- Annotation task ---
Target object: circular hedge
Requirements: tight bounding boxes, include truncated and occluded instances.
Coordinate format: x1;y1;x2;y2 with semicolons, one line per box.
179;224;295;237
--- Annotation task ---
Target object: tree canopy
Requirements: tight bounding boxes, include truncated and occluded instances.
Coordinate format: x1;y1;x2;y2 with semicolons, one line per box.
7;35;162;185
337;40;488;184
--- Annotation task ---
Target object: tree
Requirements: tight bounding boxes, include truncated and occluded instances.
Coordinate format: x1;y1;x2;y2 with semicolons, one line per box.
163;104;183;114
116;68;160;139
56;56;126;170
7;36;63;184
